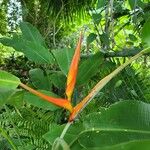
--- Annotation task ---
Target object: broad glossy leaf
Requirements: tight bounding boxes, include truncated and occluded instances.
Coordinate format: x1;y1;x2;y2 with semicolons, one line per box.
53;48;74;75
77;100;150;148
29;68;51;90
77;53;104;85
23;41;53;64
141;18;150;47
0;70;20;89
24;90;60;111
20;22;46;48
81;140;150;150
0;24;54;64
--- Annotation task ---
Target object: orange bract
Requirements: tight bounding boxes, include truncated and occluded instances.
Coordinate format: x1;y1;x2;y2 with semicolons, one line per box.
20;83;73;112
65;33;83;101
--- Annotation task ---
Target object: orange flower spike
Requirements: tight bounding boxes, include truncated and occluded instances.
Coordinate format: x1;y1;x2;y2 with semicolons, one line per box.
66;32;83;101
20;83;73;112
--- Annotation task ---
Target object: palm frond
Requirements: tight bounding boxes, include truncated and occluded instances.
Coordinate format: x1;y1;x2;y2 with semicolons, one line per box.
46;0;96;22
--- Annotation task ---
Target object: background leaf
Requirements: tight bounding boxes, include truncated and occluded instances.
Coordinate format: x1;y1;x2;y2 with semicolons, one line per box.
53;48;74;75
0;22;54;64
50;72;66;89
87;33;97;45
0;70;20;89
0;37;54;64
77;53;104;85
141;18;150;47
97;0;105;9
76;100;150;149
29;68;52;90
128;0;145;10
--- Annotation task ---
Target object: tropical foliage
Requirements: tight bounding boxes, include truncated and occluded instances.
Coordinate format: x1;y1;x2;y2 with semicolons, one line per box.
0;0;150;150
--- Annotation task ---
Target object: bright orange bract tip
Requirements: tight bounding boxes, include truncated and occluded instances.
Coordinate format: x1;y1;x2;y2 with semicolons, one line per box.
66;32;83;101
20;83;73;112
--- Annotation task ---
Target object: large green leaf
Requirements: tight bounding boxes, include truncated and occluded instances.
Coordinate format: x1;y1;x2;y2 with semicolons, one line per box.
20;22;46;48
43;100;150;149
24;90;60;111
77;53;104;85
0;22;54;64
75;100;150;149
0;36;53;64
82;140;150;150
141;18;150;47
53;48;74;75
22;41;53;64
29;68;52;90
0;70;20;89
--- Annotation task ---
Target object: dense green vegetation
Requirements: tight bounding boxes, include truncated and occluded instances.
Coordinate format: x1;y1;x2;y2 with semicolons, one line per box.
0;0;150;149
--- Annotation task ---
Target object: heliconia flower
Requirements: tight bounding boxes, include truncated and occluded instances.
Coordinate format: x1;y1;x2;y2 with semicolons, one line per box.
20;83;73;112
65;32;83;101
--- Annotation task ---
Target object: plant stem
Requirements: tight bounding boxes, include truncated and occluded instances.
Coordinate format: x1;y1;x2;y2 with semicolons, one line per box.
60;122;72;139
